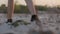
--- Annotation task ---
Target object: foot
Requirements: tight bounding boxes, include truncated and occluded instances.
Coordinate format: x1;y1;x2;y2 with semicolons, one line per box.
31;15;37;22
6;19;12;23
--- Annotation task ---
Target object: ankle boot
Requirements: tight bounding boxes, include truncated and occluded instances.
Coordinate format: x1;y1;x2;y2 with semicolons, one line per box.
6;19;12;23
31;15;37;22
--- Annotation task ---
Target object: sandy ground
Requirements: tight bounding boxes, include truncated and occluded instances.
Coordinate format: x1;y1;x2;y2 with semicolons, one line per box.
0;14;60;34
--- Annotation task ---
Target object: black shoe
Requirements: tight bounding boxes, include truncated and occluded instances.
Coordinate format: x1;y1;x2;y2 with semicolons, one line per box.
6;19;12;23
31;15;37;22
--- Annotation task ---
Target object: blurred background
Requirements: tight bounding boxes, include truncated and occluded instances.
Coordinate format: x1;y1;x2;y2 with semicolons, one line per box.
0;0;60;34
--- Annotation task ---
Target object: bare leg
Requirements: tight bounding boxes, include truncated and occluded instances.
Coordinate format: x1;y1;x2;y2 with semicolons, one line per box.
7;0;14;23
25;0;37;21
25;0;37;15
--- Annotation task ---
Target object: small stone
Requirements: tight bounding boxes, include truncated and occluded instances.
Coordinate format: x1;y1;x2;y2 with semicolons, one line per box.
39;31;54;34
56;27;59;30
4;33;14;34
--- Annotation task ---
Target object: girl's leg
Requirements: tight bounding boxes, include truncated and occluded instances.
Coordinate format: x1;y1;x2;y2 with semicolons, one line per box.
25;0;37;21
25;0;37;15
7;0;14;23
